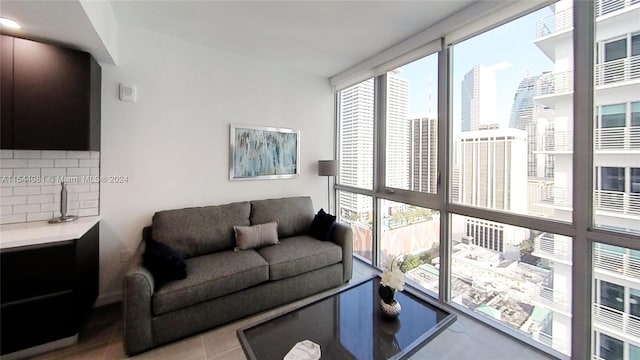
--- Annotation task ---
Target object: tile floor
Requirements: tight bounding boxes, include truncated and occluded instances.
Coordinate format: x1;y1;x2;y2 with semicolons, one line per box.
31;260;555;360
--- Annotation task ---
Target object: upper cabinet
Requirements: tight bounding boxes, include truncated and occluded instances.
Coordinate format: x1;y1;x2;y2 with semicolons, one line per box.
1;35;101;151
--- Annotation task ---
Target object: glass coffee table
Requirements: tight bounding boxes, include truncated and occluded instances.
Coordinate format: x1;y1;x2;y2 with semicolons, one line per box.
238;276;456;360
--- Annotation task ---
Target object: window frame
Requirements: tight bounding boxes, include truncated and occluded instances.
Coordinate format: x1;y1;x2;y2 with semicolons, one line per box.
333;2;640;360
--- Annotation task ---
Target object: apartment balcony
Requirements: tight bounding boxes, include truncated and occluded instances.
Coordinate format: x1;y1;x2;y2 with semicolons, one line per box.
535;8;572;59
594;190;640;217
593;245;640;279
535;330;569;356
536;285;571;315
596;0;640;29
537;186;572;209
535;187;639;221
533;72;573;107
533;233;572;264
535;127;640;153
595;127;640;151
595;55;640;90
593;303;640;339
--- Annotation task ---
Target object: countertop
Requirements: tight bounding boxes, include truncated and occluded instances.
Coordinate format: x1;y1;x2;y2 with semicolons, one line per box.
0;216;101;250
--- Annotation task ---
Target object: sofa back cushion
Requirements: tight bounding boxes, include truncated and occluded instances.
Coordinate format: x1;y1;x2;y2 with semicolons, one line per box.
250;196;314;238
151;201;251;258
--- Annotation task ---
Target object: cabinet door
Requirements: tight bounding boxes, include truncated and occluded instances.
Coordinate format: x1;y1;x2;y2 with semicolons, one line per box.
1;35;13;149
13;37;91;150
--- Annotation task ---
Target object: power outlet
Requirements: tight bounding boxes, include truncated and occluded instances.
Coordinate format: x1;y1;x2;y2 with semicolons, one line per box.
120;250;132;263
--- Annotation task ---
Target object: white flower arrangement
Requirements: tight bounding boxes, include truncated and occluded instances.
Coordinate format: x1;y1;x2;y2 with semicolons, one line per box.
379;255;405;304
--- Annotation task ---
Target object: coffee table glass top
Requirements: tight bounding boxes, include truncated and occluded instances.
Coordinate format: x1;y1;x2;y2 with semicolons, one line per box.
238;276;456;360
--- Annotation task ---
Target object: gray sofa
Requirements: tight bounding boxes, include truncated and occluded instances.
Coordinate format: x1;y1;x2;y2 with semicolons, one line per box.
123;196;353;355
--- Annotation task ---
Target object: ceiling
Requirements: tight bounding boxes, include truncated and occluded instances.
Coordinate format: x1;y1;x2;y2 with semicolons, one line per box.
1;0;478;77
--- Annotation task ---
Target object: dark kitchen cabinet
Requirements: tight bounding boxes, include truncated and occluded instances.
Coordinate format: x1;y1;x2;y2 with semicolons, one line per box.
0;222;99;355
0;35;101;151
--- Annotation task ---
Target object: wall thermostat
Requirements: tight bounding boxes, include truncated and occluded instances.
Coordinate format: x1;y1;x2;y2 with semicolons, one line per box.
119;83;137;102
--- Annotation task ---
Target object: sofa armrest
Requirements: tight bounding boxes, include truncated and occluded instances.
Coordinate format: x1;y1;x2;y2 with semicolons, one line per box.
331;222;353;282
123;240;155;355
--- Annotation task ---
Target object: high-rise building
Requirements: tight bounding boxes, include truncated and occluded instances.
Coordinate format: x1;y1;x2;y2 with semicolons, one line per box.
338;79;374;220
459;128;528;212
410;116;438;193
386;70;411;190
461;65;497;132
509;74;540;130
531;0;640;357
457;128;528;260
338;71;411;219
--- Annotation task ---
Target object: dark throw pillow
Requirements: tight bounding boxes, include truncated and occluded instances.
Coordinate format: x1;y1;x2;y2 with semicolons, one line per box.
308;208;336;241
143;238;187;286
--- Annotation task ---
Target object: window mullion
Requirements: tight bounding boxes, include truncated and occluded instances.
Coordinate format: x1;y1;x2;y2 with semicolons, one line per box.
373;74;387;267
438;42;452;303
572;1;595;359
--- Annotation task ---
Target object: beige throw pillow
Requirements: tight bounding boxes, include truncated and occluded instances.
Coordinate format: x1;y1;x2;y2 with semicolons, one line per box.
233;221;279;250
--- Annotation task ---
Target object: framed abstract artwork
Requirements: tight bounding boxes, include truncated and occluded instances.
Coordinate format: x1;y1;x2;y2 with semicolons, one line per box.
229;125;300;180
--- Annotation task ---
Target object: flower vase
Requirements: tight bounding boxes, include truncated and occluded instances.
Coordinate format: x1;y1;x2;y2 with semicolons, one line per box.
380;299;401;319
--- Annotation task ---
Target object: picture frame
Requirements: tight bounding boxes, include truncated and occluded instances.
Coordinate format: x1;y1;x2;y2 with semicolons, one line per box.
230;124;300;181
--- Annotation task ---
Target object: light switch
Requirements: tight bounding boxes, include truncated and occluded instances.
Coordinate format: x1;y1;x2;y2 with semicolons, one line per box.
119;83;137;102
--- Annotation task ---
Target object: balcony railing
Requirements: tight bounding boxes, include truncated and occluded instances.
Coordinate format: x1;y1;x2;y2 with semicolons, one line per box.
595;55;640;86
537;285;571;313
533;233;572;263
536;0;639;39
593;245;640;278
535;8;572;39
595;0;640;17
538;186;572;208
593;303;640;338
535;330;569;355
595;127;640;150
594;190;640;216
536;187;640;216
535;72;573;97
536;127;640;152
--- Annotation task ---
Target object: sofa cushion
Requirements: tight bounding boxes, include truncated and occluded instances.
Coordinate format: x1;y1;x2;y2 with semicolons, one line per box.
250;197;314;238
256;235;342;281
151;201;251;258
152;249;268;315
234;221;279;250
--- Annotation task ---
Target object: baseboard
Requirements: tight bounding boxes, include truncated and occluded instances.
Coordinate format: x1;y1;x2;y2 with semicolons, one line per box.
94;291;122;307
2;334;78;360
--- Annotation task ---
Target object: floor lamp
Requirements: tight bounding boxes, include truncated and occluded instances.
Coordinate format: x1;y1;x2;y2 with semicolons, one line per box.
318;160;338;213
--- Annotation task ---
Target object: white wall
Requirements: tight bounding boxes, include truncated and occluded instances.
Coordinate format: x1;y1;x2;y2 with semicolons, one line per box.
97;24;334;303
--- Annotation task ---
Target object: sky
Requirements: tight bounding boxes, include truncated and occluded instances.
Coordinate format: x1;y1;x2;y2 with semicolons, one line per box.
394;6;555;136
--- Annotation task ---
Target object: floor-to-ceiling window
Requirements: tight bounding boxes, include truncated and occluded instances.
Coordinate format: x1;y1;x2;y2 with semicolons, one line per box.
334;0;639;358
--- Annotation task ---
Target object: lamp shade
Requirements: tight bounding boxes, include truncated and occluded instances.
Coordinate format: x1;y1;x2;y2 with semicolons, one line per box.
318;160;338;176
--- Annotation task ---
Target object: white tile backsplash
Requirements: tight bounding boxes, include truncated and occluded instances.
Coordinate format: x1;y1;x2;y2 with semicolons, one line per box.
55;159;79;168
28;159;54;168
67;151;91;159
13;150;42;159
2;214;26;223
14;168;40;177
41;150;67;159
0;159;28;168
2;196;27;205
27;212;54;222
0;150;100;224
13;187;41;196
79;159;100;168
67;167;90;176
13;204;41;214
41;167;67;177
27;194;54;204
